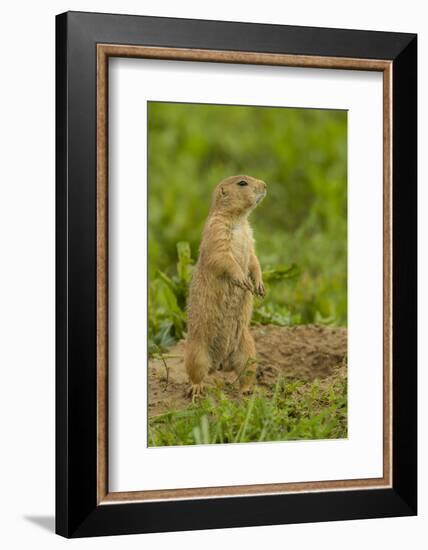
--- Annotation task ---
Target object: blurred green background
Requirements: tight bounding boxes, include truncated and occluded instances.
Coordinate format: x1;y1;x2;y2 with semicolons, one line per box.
147;101;347;353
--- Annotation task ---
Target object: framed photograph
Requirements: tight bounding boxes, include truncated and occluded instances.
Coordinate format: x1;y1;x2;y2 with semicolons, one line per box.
56;11;417;538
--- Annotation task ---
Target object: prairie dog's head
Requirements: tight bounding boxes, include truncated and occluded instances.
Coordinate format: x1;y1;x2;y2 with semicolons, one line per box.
211;175;267;216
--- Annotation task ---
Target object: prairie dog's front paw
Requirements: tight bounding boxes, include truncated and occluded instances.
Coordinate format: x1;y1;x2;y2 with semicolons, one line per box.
254;281;265;298
232;275;253;293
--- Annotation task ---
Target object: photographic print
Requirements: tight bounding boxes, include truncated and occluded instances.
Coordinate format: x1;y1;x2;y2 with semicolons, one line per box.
57;13;417;536
147;101;348;447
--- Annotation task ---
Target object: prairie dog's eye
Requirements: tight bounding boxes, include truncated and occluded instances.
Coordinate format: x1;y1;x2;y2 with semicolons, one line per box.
237;180;248;186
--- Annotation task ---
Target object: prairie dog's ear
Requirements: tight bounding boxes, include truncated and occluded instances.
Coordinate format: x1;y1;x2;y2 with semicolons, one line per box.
220;185;228;197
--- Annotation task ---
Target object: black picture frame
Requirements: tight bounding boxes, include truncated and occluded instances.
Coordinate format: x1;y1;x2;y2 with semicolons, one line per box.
56;10;417;538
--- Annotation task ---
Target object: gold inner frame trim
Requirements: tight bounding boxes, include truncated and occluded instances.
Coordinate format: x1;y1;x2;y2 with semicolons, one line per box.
96;44;393;505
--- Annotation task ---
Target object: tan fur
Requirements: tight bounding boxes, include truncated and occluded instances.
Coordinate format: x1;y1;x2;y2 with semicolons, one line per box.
185;175;267;398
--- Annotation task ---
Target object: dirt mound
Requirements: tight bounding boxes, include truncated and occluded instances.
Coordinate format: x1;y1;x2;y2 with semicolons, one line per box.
148;324;347;417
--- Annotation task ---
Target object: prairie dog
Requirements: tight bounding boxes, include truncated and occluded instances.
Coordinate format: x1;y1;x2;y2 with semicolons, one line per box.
185;174;267;398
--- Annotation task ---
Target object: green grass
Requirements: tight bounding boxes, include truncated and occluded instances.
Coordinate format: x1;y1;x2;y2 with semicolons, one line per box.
148;369;347;446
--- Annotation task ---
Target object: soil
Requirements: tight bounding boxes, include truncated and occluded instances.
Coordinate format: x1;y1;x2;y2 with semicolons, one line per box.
148;324;347;418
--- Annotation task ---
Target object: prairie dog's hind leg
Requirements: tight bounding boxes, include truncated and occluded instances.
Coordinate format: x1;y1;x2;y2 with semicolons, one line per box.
184;342;212;399
230;328;257;395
